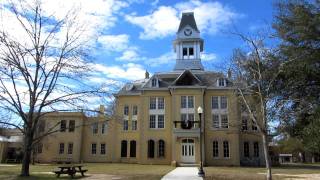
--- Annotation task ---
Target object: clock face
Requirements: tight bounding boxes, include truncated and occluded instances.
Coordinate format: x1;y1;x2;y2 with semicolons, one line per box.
184;28;192;36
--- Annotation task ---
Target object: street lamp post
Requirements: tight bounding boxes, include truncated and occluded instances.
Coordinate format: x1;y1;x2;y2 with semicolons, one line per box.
197;106;205;177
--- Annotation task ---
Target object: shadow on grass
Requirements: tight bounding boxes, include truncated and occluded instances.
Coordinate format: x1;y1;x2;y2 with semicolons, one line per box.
276;163;320;170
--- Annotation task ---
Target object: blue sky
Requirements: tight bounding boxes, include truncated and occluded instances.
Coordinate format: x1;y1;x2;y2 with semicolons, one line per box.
91;0;274;82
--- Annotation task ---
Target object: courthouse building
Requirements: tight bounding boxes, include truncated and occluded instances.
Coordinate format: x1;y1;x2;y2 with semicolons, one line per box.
34;12;265;166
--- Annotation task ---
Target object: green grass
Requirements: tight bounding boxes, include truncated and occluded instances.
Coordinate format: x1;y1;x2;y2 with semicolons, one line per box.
204;164;320;180
0;163;175;180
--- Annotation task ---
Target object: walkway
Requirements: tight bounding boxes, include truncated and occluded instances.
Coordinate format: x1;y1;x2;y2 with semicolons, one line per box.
161;167;203;180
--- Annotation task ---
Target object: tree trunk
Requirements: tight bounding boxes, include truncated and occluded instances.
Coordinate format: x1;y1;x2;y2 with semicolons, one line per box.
20;131;33;176
262;133;272;180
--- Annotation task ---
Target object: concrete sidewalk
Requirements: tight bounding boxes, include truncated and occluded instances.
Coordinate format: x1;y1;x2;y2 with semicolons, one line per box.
161;167;203;180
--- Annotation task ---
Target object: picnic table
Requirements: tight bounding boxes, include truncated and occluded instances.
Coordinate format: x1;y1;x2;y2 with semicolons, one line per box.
53;164;87;178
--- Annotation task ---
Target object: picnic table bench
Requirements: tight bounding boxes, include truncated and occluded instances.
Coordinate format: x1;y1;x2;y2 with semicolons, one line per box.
53;165;87;178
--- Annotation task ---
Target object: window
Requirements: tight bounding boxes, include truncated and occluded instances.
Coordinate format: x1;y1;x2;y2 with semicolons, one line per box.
92;122;98;134
133;105;138;115
212;115;219;128
60;120;66;132
59;143;64;154
158;115;164;128
37;143;43;154
158;97;164;109
101;143;106;155
69;120;75;132
121;140;127;157
218;78;226;87
101;122;107;134
132;120;137;130
213;141;219;158
189;47;194;56
68;143;73;154
181;96;194;108
220;96;228;109
124;105;129;115
123;120;128;131
151;78;158;87
130;140;136;157
149;115;156;128
158;140;165;157
252;120;258;131
183;47;188;56
91;143;97;154
242;117;248;131
150;97;157;109
39;120;45;132
211;97;219;109
254;142;259;157
182;47;195;59
244;142;249;157
221;115;229;128
148;140;155;158
223;141;230;158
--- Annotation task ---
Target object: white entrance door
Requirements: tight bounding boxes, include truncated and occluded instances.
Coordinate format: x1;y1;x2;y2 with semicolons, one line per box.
181;139;195;163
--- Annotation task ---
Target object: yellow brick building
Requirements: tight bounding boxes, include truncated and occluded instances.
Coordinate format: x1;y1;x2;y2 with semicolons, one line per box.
35;12;264;166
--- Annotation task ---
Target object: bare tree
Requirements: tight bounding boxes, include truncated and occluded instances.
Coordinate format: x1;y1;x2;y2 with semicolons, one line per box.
230;32;282;180
0;0;110;176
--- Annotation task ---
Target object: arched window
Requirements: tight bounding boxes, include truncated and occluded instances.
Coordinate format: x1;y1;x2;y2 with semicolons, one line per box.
121;140;127;157
158;140;165;157
130;140;136;157
148;140;155;158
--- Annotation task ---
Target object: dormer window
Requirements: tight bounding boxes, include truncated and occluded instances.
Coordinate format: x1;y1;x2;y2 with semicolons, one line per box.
218;78;227;87
151;78;158;87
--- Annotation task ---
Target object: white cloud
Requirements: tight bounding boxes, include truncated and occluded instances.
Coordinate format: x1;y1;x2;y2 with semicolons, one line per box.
117;49;146;62
201;53;217;62
147;52;175;67
98;34;130;51
125;0;239;39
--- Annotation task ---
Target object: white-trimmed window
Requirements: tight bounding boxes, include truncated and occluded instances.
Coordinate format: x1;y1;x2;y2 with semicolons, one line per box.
242;117;248;131
181;96;194;108
59;143;64;154
133;105;138;115
91;143;97;154
212;114;228;129
213;141;219;158
132;120;137;130
124;105;129;115
68;143;73;154
92;122;98;134
212;97;219;109
211;96;228;109
150;97;164;110
101;143;106;155
151;78;158;87
149;114;165;129
218;78;227;87
223;141;230;158
182;46;194;59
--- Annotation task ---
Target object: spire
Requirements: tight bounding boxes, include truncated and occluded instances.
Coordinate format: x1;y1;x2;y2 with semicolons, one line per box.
177;12;199;33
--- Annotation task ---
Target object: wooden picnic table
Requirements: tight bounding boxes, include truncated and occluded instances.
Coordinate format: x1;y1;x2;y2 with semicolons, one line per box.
53;164;87;178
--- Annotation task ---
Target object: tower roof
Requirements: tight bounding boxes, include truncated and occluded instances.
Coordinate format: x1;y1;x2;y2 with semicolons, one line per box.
177;12;199;33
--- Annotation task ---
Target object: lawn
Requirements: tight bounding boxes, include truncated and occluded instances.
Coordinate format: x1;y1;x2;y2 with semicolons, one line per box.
0;163;175;180
204;164;320;180
1;163;320;180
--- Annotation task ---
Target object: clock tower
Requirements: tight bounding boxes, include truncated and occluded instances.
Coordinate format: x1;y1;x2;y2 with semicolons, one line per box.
173;12;204;71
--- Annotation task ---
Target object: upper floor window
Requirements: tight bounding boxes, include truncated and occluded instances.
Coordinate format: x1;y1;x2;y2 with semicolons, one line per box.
212;114;228;129
149;114;164;129
69;120;75;132
218;78;227;87
252;120;258;131
132;120;137;131
60;120;66;132
92;122;98;134
124;105;129;115
181;96;194;109
151;78;158;87
182;47;194;59
149;97;164;110
242;117;248;131
123;120;128;131
101;122;107;134
39;120;45;133
133;105;138;115
211;96;228;109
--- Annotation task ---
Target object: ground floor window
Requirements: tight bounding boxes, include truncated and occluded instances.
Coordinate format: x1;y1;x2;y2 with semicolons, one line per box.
68;143;73;154
121;140;127;157
254;142;259;157
213;141;219;158
158;140;165;157
244;142;249;157
37;143;43;154
223;141;229;158
91;143;97;154
148;140;155;158
101;143;106;155
130;140;136;157
59;143;64;154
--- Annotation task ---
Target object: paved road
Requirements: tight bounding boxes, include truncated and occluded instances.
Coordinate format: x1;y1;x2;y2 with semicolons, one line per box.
161;167;203;180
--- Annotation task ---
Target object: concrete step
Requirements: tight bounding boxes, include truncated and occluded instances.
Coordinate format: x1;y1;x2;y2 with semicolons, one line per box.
179;163;200;167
